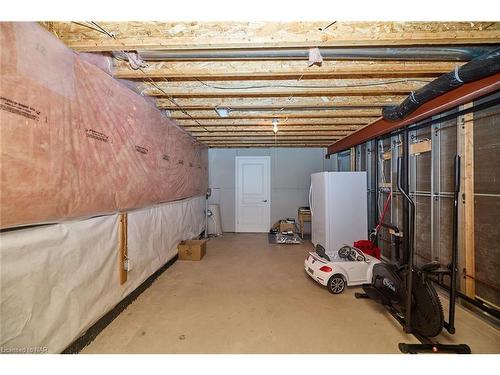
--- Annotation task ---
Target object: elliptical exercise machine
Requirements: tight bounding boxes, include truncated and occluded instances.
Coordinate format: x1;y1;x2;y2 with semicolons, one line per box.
355;131;471;354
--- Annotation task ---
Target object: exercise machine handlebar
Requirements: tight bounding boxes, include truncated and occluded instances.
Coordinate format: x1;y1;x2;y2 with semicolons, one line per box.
397;154;416;334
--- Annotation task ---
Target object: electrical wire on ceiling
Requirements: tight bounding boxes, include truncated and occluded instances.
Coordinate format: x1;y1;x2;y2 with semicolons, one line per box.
73;22;109;35
88;21;116;38
72;21;212;133
188;77;433;90
136;68;211;132
73;21;434;138
318;21;337;32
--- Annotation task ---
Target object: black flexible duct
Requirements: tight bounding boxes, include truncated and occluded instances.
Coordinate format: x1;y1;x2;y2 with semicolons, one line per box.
382;48;500;122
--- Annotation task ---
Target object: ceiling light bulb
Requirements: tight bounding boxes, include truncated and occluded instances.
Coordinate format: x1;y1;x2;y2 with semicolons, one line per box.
272;119;279;133
215;107;230;118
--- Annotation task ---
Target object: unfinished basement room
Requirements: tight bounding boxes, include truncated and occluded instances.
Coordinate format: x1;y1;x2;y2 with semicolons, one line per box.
1;2;500;370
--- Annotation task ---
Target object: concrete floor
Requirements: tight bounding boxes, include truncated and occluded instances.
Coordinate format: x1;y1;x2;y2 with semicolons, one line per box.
82;233;500;353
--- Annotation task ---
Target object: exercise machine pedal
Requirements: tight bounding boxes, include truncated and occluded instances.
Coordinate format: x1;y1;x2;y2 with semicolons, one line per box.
354;292;370;299
398;343;471;354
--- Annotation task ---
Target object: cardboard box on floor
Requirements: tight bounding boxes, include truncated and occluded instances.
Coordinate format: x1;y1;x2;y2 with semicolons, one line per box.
272;220;296;233
177;239;207;261
279;222;296;232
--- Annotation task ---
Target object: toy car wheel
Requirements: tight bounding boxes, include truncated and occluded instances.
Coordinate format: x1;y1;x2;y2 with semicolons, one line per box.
328;274;346;294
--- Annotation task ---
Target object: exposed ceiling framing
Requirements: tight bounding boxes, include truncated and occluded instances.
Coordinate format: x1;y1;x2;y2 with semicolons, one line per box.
41;21;500;148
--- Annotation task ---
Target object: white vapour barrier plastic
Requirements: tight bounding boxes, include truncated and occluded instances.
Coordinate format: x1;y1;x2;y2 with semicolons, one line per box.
0;196;205;353
126;196;205;288
208;204;223;235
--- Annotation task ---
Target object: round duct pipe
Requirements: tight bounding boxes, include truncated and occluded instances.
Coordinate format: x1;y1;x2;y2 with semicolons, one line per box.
382;48;500;122
137;46;498;62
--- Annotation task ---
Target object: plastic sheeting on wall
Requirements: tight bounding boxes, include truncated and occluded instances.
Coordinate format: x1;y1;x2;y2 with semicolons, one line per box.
0;196;205;353
0;23;208;229
126;196;205;292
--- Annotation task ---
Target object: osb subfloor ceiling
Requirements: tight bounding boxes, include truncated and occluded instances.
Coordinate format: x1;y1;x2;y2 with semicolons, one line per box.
41;22;500;148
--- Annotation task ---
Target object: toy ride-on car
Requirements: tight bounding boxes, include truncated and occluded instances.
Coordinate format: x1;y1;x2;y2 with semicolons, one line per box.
304;244;381;294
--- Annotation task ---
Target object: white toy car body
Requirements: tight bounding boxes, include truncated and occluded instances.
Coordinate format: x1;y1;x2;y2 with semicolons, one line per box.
304;245;381;294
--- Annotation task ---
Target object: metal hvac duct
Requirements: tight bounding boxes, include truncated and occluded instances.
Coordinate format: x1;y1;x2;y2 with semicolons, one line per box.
137;46;498;62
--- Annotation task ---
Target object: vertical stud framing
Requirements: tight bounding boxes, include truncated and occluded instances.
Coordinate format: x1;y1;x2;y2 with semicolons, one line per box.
350;147;356;171
458;104;475;298
431;121;441;261
367;140;376;231
119;212;128;285
390;134;398;258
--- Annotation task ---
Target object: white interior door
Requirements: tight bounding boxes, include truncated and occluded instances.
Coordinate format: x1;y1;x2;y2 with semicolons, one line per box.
235;156;271;232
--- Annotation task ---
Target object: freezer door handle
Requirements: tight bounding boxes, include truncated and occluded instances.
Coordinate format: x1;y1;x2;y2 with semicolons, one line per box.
308;184;313;217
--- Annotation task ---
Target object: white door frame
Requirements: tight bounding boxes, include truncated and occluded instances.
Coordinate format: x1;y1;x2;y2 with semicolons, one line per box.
235;156;271;232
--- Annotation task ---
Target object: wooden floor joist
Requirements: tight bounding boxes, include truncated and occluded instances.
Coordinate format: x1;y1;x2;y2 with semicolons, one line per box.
40;21;500;148
156;95;405;110
193;131;352;138
198;137;342;143
183;126;364;132
140;78;430;92
175;118;373;126
205;137;338;142
140;79;429;97
114;60;459;80
209;145;331;148
43;22;500;52
205;145;333;148
208;144;332;148
167;109;382;119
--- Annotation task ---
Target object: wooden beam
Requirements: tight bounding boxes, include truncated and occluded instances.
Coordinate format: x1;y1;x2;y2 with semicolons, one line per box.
207;142;334;148
45;22;500;52
118;212;128;285
168;109;382;119
197;136;342;141
156;95;405;110
206;145;333;148
350;147;356;171
141;78;430;90
380;139;432;159
183;126;363;132
114;60;459;80
411;139;432;154
207;145;332;148
205;137;338;141
140;79;428;97
209;144;332;148
459;104;475;298
175;118;372;126
205;140;334;142
192;131;352;137
149;87;413;97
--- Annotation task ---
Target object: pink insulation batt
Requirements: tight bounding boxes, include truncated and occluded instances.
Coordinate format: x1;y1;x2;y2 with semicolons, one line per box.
0;23;208;229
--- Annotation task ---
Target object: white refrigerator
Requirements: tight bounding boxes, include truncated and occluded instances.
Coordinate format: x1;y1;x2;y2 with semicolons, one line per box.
309;172;368;252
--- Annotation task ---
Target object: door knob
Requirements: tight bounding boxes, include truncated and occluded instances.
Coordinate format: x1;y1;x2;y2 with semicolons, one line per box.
262;200;268;202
